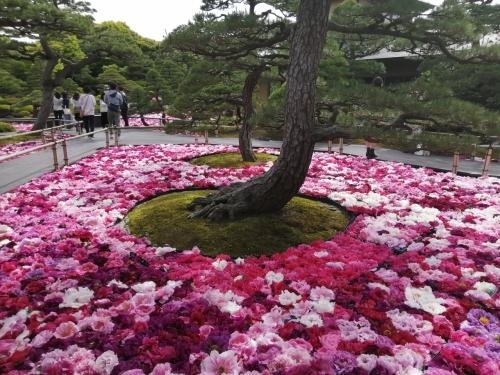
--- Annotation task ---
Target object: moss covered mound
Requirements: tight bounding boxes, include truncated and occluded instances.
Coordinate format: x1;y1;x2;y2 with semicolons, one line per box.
191;152;277;168
125;190;350;257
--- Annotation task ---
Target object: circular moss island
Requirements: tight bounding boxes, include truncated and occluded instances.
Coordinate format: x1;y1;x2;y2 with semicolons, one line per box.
125;190;350;257
190;152;277;168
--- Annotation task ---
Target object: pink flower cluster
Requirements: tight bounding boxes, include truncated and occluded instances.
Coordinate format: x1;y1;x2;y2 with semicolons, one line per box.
0;145;498;374
11;123;33;133
122;113;180;127
0;133;72;161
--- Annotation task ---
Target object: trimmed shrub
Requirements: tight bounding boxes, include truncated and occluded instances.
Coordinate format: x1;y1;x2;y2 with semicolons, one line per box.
0;122;15;133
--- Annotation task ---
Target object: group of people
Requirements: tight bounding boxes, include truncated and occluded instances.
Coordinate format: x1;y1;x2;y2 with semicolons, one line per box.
53;83;129;137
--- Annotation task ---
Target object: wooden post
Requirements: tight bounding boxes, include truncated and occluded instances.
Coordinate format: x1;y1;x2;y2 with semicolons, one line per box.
339;137;344;154
204;130;209;144
51;142;59;170
62;139;69;166
105;128;110;148
482;148;493;177
452;151;459;174
194;132;199;144
114;128;119;147
327;140;332;153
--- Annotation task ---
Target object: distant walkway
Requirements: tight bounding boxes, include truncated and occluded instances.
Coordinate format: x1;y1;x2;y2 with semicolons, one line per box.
0;127;498;194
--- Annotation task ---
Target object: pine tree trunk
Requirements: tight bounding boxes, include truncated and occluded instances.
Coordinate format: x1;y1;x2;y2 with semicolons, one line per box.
33;58;59;131
190;0;331;220
239;65;266;162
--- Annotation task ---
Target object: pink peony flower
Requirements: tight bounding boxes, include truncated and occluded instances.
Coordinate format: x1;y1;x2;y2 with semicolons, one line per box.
94;350;119;375
200;350;242;375
54;321;79;339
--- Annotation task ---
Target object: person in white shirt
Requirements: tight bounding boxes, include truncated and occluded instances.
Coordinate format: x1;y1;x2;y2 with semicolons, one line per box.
72;93;81;122
53;92;64;126
79;87;96;138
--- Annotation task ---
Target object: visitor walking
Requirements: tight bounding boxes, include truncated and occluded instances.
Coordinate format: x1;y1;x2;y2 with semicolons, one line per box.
118;86;129;127
104;83;123;136
364;136;378;160
72;93;81;122
79;87;96;138
53;92;64;126
62;92;72;126
100;93;108;128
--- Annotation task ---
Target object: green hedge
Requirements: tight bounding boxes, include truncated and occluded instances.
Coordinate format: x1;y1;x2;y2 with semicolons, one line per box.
0;121;15;133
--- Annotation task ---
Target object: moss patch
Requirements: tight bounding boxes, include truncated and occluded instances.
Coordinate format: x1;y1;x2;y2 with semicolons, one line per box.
191;152;277;168
0;133;41;145
125;190;350;257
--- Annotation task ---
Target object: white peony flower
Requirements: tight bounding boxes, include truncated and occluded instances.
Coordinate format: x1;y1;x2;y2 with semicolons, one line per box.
424;256;441;267
94;351;119;375
59;287;94;309
220;301;241;315
212;259;228;271
357;354;378;372
132;281;157;293
107;280;128;289
461;267;487;279
278;290;301;306
155;246;176;256
299;312;323;328
473;281;497;296
326;261;344;270
265;271;284;284
404;286;446;315
484;265;500;279
312;298;335;314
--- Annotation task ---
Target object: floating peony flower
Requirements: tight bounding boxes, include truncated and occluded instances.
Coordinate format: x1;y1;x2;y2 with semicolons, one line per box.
200;350;242;375
312;298;335;314
94;351;119;375
212;258;228;271
131;281;157;293
299;312;323;328
265;271;284;284
59;287;94;309
404;286;447;315
150;362;182;375
337;317;378;342
54;321;79;339
473;281;497;296
31;330;54;348
155;245;177;256
278;290;301;306
357;353;378;372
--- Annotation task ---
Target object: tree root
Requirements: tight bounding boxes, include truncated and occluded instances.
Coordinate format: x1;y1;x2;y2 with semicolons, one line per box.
188;183;251;221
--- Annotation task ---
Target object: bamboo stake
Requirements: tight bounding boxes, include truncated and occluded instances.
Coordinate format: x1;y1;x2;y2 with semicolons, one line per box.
452;152;459;174
482;148;493;177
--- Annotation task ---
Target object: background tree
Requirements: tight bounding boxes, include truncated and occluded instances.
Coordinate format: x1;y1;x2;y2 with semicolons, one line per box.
169;59;243;124
0;2;147;130
167;0;292;161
